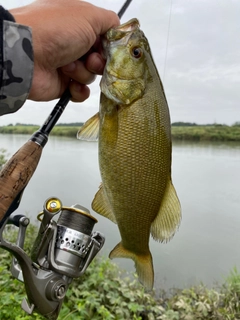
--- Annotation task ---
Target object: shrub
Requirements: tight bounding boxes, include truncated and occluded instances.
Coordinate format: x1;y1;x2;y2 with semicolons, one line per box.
0;225;161;320
1;225;240;319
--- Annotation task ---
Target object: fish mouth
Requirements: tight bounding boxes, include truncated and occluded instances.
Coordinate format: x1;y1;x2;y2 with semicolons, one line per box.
106;18;140;41
102;18;140;58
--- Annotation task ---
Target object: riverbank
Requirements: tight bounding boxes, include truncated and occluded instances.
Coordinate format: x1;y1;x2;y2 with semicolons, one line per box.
0;125;80;138
171;124;240;142
1;123;240;141
1;225;240;320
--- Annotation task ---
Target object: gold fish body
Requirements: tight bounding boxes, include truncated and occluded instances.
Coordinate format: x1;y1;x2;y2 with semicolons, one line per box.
78;19;181;290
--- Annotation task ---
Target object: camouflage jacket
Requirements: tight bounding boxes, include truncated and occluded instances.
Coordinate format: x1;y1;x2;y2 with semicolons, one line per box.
0;6;33;116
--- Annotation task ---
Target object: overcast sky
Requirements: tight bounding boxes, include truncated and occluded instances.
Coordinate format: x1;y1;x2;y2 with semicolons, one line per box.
1;0;240;126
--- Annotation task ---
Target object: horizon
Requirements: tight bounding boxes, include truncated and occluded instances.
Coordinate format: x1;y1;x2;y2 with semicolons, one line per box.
1;120;240;127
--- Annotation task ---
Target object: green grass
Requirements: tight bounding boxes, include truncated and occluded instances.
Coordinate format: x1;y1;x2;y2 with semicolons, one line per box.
0;125;80;138
171;125;240;142
1;225;240;319
1;123;240;141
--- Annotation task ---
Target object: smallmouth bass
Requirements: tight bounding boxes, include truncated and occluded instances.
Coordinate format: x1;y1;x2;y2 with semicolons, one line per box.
77;18;181;290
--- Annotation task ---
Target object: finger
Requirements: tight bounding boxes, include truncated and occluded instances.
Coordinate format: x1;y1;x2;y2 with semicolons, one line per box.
85;52;106;75
89;8;120;35
69;81;90;103
61;60;96;85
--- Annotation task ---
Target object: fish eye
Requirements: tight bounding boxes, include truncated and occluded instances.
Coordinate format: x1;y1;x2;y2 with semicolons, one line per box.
131;47;142;59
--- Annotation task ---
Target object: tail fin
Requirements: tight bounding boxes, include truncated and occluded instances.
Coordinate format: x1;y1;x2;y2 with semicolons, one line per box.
109;242;154;291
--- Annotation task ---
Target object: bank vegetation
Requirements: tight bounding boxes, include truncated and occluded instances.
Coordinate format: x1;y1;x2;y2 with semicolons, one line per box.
0;122;240;142
0;225;240;319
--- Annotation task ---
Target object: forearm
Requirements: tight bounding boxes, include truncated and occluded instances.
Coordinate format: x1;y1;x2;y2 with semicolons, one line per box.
0;6;33;116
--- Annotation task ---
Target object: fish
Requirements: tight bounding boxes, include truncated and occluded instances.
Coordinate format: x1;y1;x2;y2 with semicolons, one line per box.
77;18;181;290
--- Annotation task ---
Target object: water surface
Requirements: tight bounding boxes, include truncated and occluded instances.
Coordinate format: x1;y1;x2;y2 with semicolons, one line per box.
1;134;240;290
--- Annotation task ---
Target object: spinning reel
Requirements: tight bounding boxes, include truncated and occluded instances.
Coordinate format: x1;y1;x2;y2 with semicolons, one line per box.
0;197;104;319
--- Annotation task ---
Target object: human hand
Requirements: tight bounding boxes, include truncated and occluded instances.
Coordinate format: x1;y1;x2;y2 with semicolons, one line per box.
10;0;120;102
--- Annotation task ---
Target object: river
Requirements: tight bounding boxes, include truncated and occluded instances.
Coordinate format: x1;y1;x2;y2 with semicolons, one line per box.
1;134;240;291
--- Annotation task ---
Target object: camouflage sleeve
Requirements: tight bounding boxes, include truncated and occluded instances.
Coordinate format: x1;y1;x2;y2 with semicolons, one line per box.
0;15;34;116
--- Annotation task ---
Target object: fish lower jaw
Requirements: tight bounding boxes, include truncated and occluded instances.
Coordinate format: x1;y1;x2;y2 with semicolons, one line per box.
102;89;123;105
100;81;123;105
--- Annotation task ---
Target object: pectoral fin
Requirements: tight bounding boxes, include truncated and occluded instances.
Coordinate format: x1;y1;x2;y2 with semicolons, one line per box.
151;177;181;242
77;112;100;141
92;184;117;224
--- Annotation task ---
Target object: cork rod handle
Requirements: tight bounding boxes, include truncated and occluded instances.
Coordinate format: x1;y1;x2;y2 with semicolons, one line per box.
0;140;42;223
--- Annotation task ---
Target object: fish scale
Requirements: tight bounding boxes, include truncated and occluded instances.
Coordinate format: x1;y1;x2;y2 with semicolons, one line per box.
77;18;181;290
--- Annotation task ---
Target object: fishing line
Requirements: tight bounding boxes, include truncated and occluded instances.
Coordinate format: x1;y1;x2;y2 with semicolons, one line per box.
163;0;173;81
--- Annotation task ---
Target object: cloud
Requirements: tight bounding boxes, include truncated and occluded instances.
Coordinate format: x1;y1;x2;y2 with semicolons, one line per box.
1;0;240;126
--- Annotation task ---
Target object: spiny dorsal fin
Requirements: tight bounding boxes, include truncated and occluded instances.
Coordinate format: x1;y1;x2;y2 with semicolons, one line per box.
151;177;181;242
92;184;117;224
77;112;100;141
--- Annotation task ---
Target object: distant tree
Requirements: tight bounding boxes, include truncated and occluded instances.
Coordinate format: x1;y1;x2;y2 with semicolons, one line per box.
56;122;83;127
171;122;197;126
233;121;240;127
15;123;38;126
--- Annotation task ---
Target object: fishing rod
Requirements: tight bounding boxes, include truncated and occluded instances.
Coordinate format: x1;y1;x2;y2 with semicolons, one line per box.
0;88;71;227
0;0;133;227
118;0;132;19
0;1;133;319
